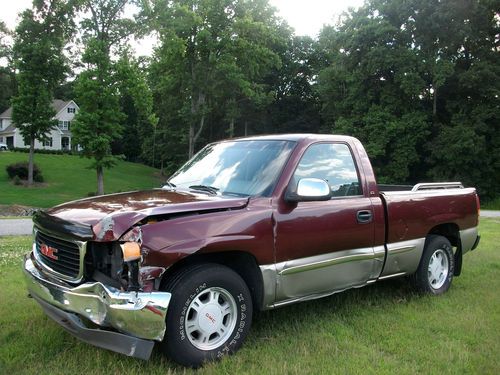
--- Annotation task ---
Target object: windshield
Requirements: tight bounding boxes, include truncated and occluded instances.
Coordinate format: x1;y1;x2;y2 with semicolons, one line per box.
169;140;296;197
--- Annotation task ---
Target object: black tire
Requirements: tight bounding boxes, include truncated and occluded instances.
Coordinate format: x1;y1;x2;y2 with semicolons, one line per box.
161;263;253;367
413;235;454;295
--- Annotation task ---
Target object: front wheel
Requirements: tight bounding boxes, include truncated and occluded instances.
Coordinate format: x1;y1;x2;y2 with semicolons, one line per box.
161;263;253;367
413;235;455;295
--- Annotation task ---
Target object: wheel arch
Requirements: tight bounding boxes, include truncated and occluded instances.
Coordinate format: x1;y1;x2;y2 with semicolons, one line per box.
159;250;265;311
427;223;462;276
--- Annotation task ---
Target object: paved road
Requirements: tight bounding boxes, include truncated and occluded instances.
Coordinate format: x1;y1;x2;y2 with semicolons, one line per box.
0;219;33;236
481;210;500;218
0;210;499;236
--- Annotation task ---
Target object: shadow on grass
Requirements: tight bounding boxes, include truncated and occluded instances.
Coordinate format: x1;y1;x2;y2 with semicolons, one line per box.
249;276;423;341
142;276;421;370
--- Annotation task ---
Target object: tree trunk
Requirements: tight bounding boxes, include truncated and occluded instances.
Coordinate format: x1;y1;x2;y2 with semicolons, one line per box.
193;113;205;152
433;85;437;117
188;123;195;159
28;138;35;186
189;93;196;158
97;166;104;195
152;125;156;168
229;118;235;138
244;121;248;136
188;92;206;159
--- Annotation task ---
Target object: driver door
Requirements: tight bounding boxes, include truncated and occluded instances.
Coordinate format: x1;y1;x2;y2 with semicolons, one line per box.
274;142;379;300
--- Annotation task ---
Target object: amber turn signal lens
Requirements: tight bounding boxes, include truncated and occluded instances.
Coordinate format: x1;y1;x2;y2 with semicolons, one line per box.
120;242;141;262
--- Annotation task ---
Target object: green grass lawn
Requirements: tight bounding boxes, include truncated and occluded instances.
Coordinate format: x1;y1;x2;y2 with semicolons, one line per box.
482;197;500;210
0;151;161;208
0;219;498;374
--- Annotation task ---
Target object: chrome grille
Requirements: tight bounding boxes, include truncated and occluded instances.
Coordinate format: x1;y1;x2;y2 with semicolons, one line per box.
34;229;85;281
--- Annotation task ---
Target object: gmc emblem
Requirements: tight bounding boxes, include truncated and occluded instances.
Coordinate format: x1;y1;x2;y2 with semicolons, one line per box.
40;243;58;260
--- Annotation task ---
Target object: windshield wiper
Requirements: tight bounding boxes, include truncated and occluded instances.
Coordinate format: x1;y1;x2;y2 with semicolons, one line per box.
162;181;176;190
188;185;219;195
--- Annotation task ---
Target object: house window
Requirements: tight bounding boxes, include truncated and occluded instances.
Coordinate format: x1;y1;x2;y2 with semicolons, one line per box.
67;107;76;113
0;119;3;130
58;121;71;130
43;137;53;147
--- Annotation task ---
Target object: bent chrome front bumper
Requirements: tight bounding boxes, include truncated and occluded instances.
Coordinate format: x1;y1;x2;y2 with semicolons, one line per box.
23;253;171;360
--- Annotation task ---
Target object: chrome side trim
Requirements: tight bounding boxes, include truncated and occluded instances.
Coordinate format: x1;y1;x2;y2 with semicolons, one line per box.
380;238;426;277
271;282;370;309
32;227;87;283
279;252;374;276
378;272;406;280
460;226;479;255
387;246;415;255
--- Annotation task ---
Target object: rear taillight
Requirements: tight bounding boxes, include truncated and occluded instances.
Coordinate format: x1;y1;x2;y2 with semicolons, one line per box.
475;194;480;217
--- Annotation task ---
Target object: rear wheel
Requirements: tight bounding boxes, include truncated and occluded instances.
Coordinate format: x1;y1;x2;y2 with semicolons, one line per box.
413;235;454;294
161;263;252;367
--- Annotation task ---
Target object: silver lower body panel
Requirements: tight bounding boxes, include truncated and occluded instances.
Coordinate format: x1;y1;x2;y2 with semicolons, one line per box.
259;238;426;309
460;227;479;255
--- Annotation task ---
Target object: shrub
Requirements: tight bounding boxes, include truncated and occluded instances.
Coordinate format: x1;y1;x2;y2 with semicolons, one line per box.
13;175;22;185
6;162;44;182
33;173;44;183
10;147;77;155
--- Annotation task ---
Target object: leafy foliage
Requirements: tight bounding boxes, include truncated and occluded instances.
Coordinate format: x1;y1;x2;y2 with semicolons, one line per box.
71;0;135;194
316;0;500;198
144;0;288;168
1;0;498;201
0;22;16;113
112;53;158;163
10;0;74;185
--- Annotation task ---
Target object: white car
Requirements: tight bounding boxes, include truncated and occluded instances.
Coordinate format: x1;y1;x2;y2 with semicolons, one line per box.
0;142;8;151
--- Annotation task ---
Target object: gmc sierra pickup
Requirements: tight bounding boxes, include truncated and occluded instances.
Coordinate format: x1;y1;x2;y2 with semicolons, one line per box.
23;134;480;367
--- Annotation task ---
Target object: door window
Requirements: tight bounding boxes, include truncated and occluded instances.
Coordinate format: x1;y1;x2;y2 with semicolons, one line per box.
293;143;362;197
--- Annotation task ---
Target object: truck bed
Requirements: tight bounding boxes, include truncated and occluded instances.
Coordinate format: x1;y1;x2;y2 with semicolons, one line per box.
378;186;479;278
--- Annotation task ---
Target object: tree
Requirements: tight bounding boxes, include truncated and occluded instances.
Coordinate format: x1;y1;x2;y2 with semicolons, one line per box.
143;0;286;162
316;0;500;200
423;0;500;199
72;0;136;195
11;0;74;185
316;4;430;183
112;52;158;163
0;22;16;113
267;35;322;134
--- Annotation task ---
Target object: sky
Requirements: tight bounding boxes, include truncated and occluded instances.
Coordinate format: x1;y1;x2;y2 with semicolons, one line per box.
269;0;364;37
2;0;364;36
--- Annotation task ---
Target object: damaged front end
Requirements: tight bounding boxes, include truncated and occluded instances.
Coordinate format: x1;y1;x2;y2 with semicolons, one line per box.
23;211;171;360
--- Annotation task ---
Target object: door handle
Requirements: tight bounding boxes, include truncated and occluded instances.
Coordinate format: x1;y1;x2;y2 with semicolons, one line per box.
357;210;372;224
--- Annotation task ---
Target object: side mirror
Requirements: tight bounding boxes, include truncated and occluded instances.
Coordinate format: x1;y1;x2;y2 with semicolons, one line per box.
285;178;331;202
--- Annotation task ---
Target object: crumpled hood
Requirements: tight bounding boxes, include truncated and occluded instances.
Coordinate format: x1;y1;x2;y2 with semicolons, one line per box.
39;189;249;241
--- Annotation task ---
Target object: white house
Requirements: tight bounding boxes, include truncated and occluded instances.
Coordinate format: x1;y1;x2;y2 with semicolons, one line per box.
0;99;79;151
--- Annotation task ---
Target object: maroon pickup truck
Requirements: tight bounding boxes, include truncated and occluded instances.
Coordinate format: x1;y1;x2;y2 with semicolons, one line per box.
23;134;480;367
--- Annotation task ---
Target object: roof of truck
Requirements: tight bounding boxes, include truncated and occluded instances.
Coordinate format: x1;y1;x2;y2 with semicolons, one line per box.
228;133;357;143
